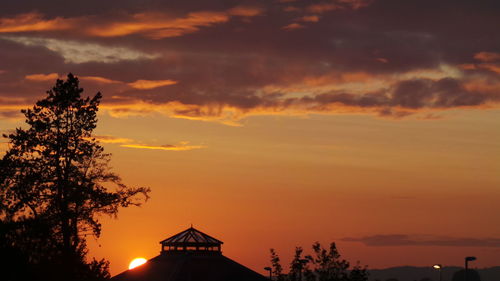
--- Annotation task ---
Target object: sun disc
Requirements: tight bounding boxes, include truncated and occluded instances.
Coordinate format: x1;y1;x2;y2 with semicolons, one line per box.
129;257;147;270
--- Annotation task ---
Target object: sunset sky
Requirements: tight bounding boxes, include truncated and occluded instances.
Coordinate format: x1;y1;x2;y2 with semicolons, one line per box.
0;0;499;276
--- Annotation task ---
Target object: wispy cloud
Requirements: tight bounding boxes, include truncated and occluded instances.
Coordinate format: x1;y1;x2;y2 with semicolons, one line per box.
342;234;500;247
98;71;500;125
91;135;205;151
474;52;500;62
92;135;134;144
0;6;263;39
0;97;29;120
282;23;304;30
24;73;176;91
227;6;263;17
2;36;160;64
103;6;261;39
87;11;229;39
128;79;178;90
81;76;122;84
120;143;206;151
0;110;23;120
461;51;500;74
87;7;263;39
0;12;74;33
25;73;59;81
101;100;247;126
306;3;340;13
0;97;26;105
298;15;320;23
306;0;372;13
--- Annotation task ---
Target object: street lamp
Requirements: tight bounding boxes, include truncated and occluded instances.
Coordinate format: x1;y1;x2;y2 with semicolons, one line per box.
464;256;477;281
432;264;442;281
264;267;272;280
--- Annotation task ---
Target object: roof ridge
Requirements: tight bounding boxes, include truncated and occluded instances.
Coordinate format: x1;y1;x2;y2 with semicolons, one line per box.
159;227;224;244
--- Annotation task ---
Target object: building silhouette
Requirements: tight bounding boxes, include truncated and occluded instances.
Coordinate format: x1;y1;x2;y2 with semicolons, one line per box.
111;227;268;281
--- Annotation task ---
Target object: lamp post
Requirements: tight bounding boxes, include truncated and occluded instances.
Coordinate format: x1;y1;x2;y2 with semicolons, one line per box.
433;264;442;281
264;267;272;280
464;256;477;281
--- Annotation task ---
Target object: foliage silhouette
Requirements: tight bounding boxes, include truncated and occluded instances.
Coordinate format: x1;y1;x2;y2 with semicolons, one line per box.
451;269;481;281
270;242;368;281
271;248;285;281
0;73;150;281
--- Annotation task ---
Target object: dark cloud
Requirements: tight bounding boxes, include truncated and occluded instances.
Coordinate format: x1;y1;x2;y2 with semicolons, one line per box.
0;110;23;119
296;78;499;113
0;0;499;122
342;234;500;247
390;78;492;108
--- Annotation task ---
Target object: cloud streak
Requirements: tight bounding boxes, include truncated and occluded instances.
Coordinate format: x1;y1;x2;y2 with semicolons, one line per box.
0;6;263;39
23;74;177;91
25;73;59;81
91;135;134;144
0;12;73;33
90;135;205;151
97;74;500;124
120;144;206;151
128;79;178;90
342;234;500;248
2;36;160;64
87;11;230;39
474;52;500;62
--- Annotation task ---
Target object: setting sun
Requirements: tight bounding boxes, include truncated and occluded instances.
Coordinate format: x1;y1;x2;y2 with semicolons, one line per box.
128;258;147;270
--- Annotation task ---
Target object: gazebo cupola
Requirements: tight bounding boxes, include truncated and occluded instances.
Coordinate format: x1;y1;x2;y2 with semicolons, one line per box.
159;227;223;254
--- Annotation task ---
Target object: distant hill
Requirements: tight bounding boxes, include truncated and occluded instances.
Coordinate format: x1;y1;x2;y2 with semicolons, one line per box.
368;266;500;281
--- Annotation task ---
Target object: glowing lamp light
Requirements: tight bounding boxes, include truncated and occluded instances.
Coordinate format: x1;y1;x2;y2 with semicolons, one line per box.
129;258;147;270
433;264;443;281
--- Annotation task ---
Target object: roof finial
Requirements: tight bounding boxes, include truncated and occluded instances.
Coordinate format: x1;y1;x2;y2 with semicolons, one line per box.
190;223;193;228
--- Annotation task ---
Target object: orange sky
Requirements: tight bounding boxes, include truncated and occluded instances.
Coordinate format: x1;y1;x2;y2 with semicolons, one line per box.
78;110;499;275
0;0;499;276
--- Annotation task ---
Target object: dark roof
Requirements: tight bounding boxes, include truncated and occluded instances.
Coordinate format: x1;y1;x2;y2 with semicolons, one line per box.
112;227;267;281
160;227;223;246
110;252;268;281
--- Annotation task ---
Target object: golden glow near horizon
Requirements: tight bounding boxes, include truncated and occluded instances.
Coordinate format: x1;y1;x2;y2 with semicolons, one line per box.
128;258;147;270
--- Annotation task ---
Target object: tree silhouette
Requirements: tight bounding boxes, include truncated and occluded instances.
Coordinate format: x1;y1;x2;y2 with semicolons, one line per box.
451;269;481;281
269;242;368;281
271;248;285;281
0;73;150;280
